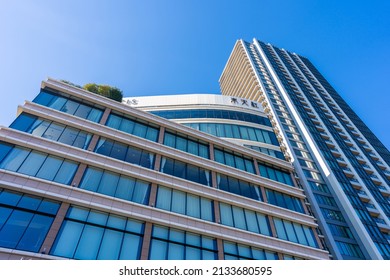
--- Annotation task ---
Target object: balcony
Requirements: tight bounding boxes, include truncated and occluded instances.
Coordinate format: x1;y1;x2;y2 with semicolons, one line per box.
379;185;390;197
356;155;366;164
350;146;359;155
370;174;382;185
342;167;354;177
369;152;379;160
336;157;348;167
325;140;335;148
364;203;380;217
357;189;370;201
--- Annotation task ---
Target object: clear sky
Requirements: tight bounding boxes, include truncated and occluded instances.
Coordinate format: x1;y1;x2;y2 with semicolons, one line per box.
1;0;389;149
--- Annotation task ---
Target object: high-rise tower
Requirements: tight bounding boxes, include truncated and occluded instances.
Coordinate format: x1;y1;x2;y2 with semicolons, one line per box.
220;39;390;259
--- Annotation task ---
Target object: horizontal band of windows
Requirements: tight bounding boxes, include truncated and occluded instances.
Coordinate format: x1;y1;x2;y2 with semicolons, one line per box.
0;188;61;253
219;202;271;236
223;241;279;260
214;148;255;174
149;225;218;260
244;145;285;160
78;166;151;205
164;131;209;159
156;186;214;222
33;90;103;123
184;123;279;145
106;113;159;142
0;141;78;186
258;163;294;186
273;217;318;248
95;138;155;169
265;189;305;213
50;205;145;260
10;113;93;150
151;109;272;127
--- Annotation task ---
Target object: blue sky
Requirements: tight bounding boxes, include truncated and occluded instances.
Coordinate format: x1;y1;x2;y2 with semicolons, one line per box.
1;0;389;149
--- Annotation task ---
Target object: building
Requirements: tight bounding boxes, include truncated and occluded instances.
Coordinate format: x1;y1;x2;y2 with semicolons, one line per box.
219;38;390;259
0;78;328;260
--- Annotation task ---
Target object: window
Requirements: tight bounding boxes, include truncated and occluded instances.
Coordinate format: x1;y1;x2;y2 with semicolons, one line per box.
219;203;270;236
10;113;92;150
184;123;279;145
106;113;159;142
216;174;262;201
149;225;217;260
258;163;294;186
265;189;304;213
164;132;209;159
50;206;144;259
0;189;60;252
223;241;278;260
160;157;211;186
214;148;255;174
95;138;155;169
156;186;213;221
0;142;78;185
151;109;271;127
273;217;318;248
33;90;103;122
79;167;150;205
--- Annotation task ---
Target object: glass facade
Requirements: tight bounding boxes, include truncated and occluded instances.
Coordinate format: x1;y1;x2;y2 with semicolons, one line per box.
0;189;60;253
0;142;78;185
164;131;209;159
50;206;144;259
10;113;92;150
219;202;271;236
223;241;279;260
216;174;262;201
151;109;272;127
160;157;211;186
33;90;103;123
184;123;279;145
95;138;155;169
149;225;217;260
258;163;294;186
214;148;255;174
79;167;151;205
106;113;159;142
265;189;304;213
156;186;214;222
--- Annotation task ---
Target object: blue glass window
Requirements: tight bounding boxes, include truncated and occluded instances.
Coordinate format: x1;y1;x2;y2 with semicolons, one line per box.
50;206;144;259
160;157;211;186
106;113;159;142
184;123;278;146
258;163;294;186
95;138;155;169
219;202;270;236
214;148;255;174
0;188;60;252
156;186;213;222
223;241;279;260
0;143;78;185
164;132;209;159
149;225;217;260
265;189;304;213
151;109;272;127
273;217;318;248
216;174;262;201
79;167;150;205
10;113;93;150
33;90;103;123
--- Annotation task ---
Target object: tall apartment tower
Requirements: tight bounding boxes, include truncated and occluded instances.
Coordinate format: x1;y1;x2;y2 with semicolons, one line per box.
0;79;328;260
220;39;390;259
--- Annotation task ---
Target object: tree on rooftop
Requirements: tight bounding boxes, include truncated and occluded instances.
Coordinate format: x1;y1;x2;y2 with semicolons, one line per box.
83;83;123;102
